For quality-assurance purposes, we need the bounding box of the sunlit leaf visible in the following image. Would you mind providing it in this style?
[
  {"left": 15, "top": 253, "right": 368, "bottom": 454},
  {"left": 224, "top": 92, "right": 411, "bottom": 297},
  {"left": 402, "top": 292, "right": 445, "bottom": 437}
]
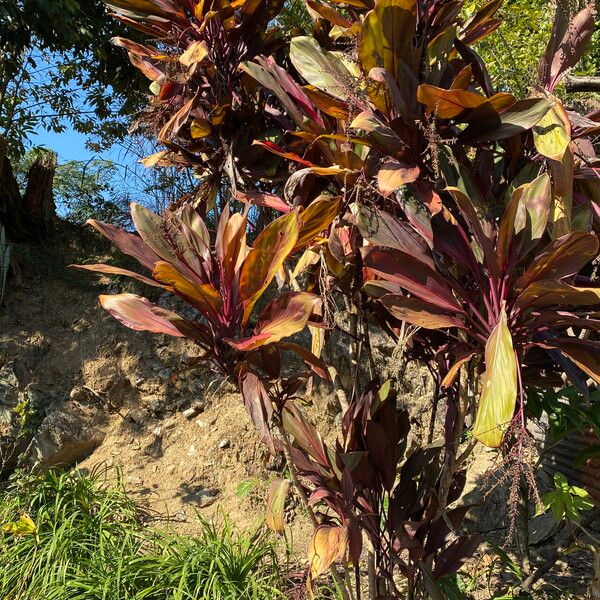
[
  {"left": 518, "top": 280, "right": 600, "bottom": 308},
  {"left": 380, "top": 295, "right": 465, "bottom": 329},
  {"left": 308, "top": 526, "right": 348, "bottom": 578},
  {"left": 289, "top": 36, "right": 354, "bottom": 100},
  {"left": 417, "top": 85, "right": 486, "bottom": 119},
  {"left": 358, "top": 0, "right": 417, "bottom": 78},
  {"left": 295, "top": 196, "right": 342, "bottom": 250},
  {"left": 99, "top": 293, "right": 187, "bottom": 337},
  {"left": 265, "top": 478, "right": 290, "bottom": 532},
  {"left": 534, "top": 103, "right": 571, "bottom": 161},
  {"left": 227, "top": 292, "right": 320, "bottom": 350},
  {"left": 473, "top": 307, "right": 517, "bottom": 447},
  {"left": 1, "top": 513, "right": 37, "bottom": 537},
  {"left": 85, "top": 218, "right": 160, "bottom": 271},
  {"left": 153, "top": 262, "right": 223, "bottom": 318},
  {"left": 377, "top": 159, "right": 420, "bottom": 197},
  {"left": 179, "top": 40, "right": 209, "bottom": 66},
  {"left": 461, "top": 98, "right": 553, "bottom": 143},
  {"left": 240, "top": 211, "right": 301, "bottom": 323}
]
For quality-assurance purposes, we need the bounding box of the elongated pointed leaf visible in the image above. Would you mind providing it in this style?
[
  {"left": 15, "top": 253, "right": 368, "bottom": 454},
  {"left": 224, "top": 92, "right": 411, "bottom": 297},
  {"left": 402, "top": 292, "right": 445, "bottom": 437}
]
[
  {"left": 517, "top": 232, "right": 599, "bottom": 290},
  {"left": 72, "top": 263, "right": 162, "bottom": 288},
  {"left": 276, "top": 342, "right": 330, "bottom": 380},
  {"left": 289, "top": 36, "right": 354, "bottom": 100},
  {"left": 446, "top": 187, "right": 498, "bottom": 276},
  {"left": 235, "top": 191, "right": 291, "bottom": 213},
  {"left": 517, "top": 280, "right": 600, "bottom": 308},
  {"left": 381, "top": 294, "right": 465, "bottom": 329},
  {"left": 358, "top": 0, "right": 417, "bottom": 78},
  {"left": 362, "top": 247, "right": 462, "bottom": 312},
  {"left": 152, "top": 262, "right": 223, "bottom": 318},
  {"left": 86, "top": 219, "right": 160, "bottom": 271},
  {"left": 99, "top": 293, "right": 186, "bottom": 337},
  {"left": 266, "top": 478, "right": 290, "bottom": 532},
  {"left": 282, "top": 402, "right": 330, "bottom": 467},
  {"left": 557, "top": 339, "right": 600, "bottom": 384},
  {"left": 215, "top": 207, "right": 248, "bottom": 285},
  {"left": 351, "top": 204, "right": 433, "bottom": 267},
  {"left": 295, "top": 196, "right": 342, "bottom": 250},
  {"left": 240, "top": 212, "right": 301, "bottom": 323},
  {"left": 238, "top": 368, "right": 274, "bottom": 453},
  {"left": 540, "top": 3, "right": 595, "bottom": 91},
  {"left": 227, "top": 293, "right": 320, "bottom": 351},
  {"left": 441, "top": 352, "right": 476, "bottom": 388},
  {"left": 473, "top": 308, "right": 517, "bottom": 447},
  {"left": 461, "top": 98, "right": 553, "bottom": 143},
  {"left": 417, "top": 85, "right": 486, "bottom": 119},
  {"left": 513, "top": 173, "right": 552, "bottom": 255}
]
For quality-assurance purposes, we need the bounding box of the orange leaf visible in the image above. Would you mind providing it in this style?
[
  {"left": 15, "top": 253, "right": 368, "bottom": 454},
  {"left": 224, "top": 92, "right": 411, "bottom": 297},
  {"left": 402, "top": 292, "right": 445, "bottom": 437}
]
[
  {"left": 417, "top": 84, "right": 486, "bottom": 119},
  {"left": 240, "top": 211, "right": 301, "bottom": 323},
  {"left": 377, "top": 159, "right": 420, "bottom": 197},
  {"left": 309, "top": 526, "right": 348, "bottom": 578}
]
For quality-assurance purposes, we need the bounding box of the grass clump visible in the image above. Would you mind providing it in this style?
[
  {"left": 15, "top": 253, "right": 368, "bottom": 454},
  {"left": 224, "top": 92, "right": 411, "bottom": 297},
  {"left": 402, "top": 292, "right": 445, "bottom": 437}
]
[{"left": 0, "top": 466, "right": 283, "bottom": 600}]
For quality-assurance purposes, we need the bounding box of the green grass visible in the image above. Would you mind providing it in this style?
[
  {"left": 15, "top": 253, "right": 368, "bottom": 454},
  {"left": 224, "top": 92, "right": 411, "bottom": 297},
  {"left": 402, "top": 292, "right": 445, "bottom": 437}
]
[{"left": 0, "top": 466, "right": 285, "bottom": 600}]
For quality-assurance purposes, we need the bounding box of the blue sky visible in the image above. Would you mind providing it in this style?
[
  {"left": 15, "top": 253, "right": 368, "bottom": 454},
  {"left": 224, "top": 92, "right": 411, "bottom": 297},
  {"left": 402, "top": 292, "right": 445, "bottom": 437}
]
[{"left": 29, "top": 126, "right": 133, "bottom": 166}]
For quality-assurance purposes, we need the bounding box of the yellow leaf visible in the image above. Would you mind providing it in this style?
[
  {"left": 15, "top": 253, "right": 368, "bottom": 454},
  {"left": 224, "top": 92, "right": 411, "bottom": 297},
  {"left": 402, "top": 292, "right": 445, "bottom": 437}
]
[
  {"left": 240, "top": 211, "right": 300, "bottom": 324},
  {"left": 179, "top": 40, "right": 209, "bottom": 67},
  {"left": 308, "top": 526, "right": 348, "bottom": 578},
  {"left": 153, "top": 262, "right": 223, "bottom": 317},
  {"left": 190, "top": 118, "right": 212, "bottom": 139},
  {"left": 473, "top": 307, "right": 517, "bottom": 447},
  {"left": 2, "top": 513, "right": 37, "bottom": 537},
  {"left": 533, "top": 103, "right": 571, "bottom": 162},
  {"left": 265, "top": 478, "right": 290, "bottom": 532}
]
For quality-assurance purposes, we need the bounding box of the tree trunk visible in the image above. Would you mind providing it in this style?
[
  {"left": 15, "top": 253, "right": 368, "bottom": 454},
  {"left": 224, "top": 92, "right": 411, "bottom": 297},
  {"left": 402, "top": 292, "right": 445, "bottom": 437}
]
[
  {"left": 565, "top": 75, "right": 600, "bottom": 93},
  {"left": 0, "top": 136, "right": 57, "bottom": 242}
]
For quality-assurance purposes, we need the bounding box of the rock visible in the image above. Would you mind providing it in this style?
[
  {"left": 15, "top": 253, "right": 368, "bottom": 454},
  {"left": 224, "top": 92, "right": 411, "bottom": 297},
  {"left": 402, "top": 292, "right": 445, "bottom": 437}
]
[
  {"left": 21, "top": 398, "right": 108, "bottom": 470},
  {"left": 145, "top": 395, "right": 163, "bottom": 414},
  {"left": 181, "top": 486, "right": 218, "bottom": 507},
  {"left": 219, "top": 438, "right": 231, "bottom": 450},
  {"left": 182, "top": 406, "right": 198, "bottom": 420},
  {"left": 126, "top": 408, "right": 149, "bottom": 425},
  {"left": 0, "top": 363, "right": 22, "bottom": 410}
]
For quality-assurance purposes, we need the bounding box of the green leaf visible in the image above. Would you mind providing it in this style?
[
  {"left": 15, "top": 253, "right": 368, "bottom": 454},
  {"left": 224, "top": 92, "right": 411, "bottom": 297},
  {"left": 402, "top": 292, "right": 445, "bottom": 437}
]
[
  {"left": 461, "top": 98, "right": 553, "bottom": 143},
  {"left": 289, "top": 36, "right": 354, "bottom": 100},
  {"left": 473, "top": 307, "right": 517, "bottom": 447}
]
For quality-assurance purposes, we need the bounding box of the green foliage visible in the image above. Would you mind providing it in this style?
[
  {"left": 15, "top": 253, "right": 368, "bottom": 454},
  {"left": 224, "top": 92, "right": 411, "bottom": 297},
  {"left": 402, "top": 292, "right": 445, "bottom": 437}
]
[
  {"left": 17, "top": 149, "right": 132, "bottom": 226},
  {"left": 0, "top": 0, "right": 145, "bottom": 159},
  {"left": 0, "top": 467, "right": 285, "bottom": 600},
  {"left": 463, "top": 0, "right": 599, "bottom": 96},
  {"left": 527, "top": 386, "right": 600, "bottom": 456},
  {"left": 538, "top": 472, "right": 595, "bottom": 524},
  {"left": 463, "top": 0, "right": 552, "bottom": 95}
]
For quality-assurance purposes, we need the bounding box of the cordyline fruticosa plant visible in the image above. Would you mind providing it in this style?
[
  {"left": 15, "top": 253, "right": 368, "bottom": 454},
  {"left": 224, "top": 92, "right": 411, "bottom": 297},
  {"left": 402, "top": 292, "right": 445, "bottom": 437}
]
[
  {"left": 79, "top": 0, "right": 600, "bottom": 597},
  {"left": 104, "top": 0, "right": 292, "bottom": 209},
  {"left": 73, "top": 197, "right": 340, "bottom": 447},
  {"left": 281, "top": 380, "right": 481, "bottom": 599}
]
